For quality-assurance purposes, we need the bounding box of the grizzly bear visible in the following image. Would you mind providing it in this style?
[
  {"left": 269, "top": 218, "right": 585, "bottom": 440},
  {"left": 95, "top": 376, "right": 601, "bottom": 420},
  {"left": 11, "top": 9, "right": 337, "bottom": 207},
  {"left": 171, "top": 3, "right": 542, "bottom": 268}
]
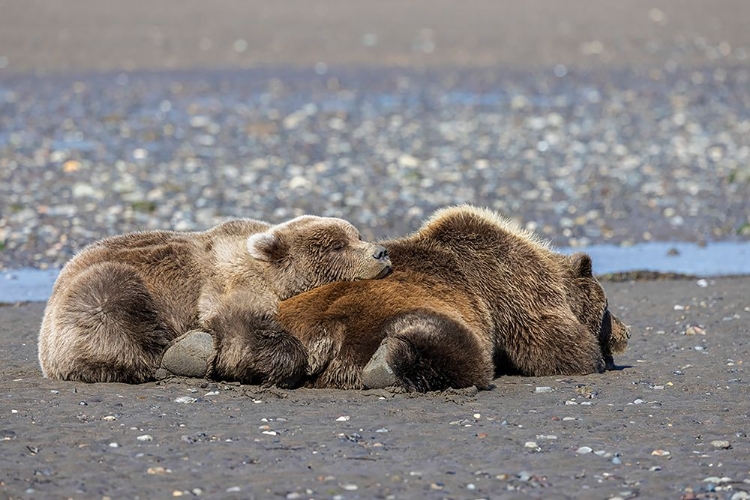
[
  {"left": 276, "top": 205, "right": 630, "bottom": 391},
  {"left": 38, "top": 215, "right": 392, "bottom": 386}
]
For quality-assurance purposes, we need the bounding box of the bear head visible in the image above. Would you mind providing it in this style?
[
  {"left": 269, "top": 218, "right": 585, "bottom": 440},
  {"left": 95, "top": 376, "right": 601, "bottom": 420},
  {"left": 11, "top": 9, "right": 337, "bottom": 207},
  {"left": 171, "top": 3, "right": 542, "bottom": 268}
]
[
  {"left": 247, "top": 215, "right": 392, "bottom": 300},
  {"left": 563, "top": 252, "right": 631, "bottom": 367}
]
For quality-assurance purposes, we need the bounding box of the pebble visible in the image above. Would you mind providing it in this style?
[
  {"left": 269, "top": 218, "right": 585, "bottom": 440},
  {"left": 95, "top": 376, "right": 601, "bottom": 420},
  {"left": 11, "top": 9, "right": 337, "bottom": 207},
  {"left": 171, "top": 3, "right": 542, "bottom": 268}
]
[
  {"left": 685, "top": 325, "right": 706, "bottom": 335},
  {"left": 703, "top": 476, "right": 732, "bottom": 483},
  {"left": 173, "top": 396, "right": 198, "bottom": 404},
  {"left": 576, "top": 446, "right": 593, "bottom": 454},
  {"left": 136, "top": 435, "right": 153, "bottom": 442},
  {"left": 147, "top": 467, "right": 171, "bottom": 475},
  {"left": 534, "top": 386, "right": 553, "bottom": 393},
  {"left": 651, "top": 449, "right": 670, "bottom": 456},
  {"left": 710, "top": 440, "right": 731, "bottom": 449},
  {"left": 335, "top": 415, "right": 350, "bottom": 422}
]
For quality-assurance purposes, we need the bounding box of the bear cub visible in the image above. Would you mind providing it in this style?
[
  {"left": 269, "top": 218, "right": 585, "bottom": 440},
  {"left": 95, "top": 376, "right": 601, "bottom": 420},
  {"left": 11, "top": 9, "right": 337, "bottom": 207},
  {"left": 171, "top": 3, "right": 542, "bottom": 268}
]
[{"left": 38, "top": 215, "right": 391, "bottom": 386}]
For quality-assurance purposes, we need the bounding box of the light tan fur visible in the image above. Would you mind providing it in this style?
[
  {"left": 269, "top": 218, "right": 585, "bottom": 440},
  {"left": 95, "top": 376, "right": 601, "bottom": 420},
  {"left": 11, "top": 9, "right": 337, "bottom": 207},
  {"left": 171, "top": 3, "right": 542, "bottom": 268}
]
[{"left": 39, "top": 216, "right": 391, "bottom": 385}]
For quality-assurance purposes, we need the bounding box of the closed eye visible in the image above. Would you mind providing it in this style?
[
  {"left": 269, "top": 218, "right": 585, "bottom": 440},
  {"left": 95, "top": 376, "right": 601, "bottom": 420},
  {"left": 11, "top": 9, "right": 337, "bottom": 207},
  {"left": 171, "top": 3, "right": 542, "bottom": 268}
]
[{"left": 331, "top": 241, "right": 346, "bottom": 251}]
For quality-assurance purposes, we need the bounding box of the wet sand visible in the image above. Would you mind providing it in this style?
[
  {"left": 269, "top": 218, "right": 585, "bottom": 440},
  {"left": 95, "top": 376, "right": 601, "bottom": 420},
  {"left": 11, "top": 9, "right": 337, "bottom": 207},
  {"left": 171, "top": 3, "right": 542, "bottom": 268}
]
[{"left": 1, "top": 278, "right": 749, "bottom": 498}]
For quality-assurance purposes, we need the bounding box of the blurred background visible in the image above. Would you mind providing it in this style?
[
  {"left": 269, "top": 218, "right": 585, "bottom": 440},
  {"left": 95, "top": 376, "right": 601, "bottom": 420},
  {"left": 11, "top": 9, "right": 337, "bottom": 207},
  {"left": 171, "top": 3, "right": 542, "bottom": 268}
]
[{"left": 1, "top": 0, "right": 749, "bottom": 272}]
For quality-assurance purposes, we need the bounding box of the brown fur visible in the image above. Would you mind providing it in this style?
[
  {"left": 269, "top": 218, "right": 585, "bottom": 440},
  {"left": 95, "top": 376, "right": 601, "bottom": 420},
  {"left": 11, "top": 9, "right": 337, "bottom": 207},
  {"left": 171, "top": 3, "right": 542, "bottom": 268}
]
[
  {"left": 277, "top": 205, "right": 630, "bottom": 391},
  {"left": 39, "top": 216, "right": 391, "bottom": 385}
]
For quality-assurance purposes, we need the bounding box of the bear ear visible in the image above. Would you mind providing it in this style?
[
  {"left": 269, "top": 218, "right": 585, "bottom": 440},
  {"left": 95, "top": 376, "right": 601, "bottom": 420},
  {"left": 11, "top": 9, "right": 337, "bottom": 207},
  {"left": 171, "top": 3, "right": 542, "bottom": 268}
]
[
  {"left": 568, "top": 252, "right": 594, "bottom": 278},
  {"left": 247, "top": 232, "right": 288, "bottom": 262}
]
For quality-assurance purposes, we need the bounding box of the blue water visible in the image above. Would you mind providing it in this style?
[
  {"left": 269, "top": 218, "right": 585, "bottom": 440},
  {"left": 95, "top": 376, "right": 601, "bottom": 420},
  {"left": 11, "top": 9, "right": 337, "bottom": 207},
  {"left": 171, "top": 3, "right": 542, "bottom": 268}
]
[{"left": 1, "top": 241, "right": 748, "bottom": 304}]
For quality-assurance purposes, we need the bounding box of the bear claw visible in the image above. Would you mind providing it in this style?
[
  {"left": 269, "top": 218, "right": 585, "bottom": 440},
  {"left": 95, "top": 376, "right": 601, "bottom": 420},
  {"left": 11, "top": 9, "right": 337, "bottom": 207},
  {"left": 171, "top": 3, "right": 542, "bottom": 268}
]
[
  {"left": 361, "top": 340, "right": 398, "bottom": 389},
  {"left": 158, "top": 330, "right": 214, "bottom": 379}
]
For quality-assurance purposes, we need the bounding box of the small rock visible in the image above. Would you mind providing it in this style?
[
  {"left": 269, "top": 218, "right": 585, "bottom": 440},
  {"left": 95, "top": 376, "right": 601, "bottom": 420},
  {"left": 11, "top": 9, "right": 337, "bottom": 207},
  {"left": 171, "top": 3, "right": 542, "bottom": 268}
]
[
  {"left": 136, "top": 435, "right": 153, "bottom": 442},
  {"left": 576, "top": 446, "right": 593, "bottom": 454},
  {"left": 335, "top": 416, "right": 350, "bottom": 422},
  {"left": 535, "top": 386, "right": 553, "bottom": 393},
  {"left": 524, "top": 441, "right": 539, "bottom": 449},
  {"left": 651, "top": 449, "right": 670, "bottom": 456},
  {"left": 710, "top": 440, "right": 731, "bottom": 449},
  {"left": 173, "top": 396, "right": 198, "bottom": 404},
  {"left": 685, "top": 325, "right": 706, "bottom": 335}
]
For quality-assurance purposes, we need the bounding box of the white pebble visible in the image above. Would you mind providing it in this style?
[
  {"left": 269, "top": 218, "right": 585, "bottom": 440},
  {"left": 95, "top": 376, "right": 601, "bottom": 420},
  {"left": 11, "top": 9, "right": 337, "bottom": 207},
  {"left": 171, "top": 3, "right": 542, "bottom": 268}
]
[
  {"left": 535, "top": 386, "right": 553, "bottom": 393},
  {"left": 710, "top": 440, "right": 731, "bottom": 449},
  {"left": 536, "top": 434, "right": 558, "bottom": 440},
  {"left": 576, "top": 446, "right": 593, "bottom": 454},
  {"left": 524, "top": 441, "right": 539, "bottom": 449},
  {"left": 226, "top": 486, "right": 241, "bottom": 493},
  {"left": 341, "top": 484, "right": 358, "bottom": 491},
  {"left": 651, "top": 449, "right": 670, "bottom": 456},
  {"left": 174, "top": 396, "right": 197, "bottom": 404},
  {"left": 136, "top": 435, "right": 153, "bottom": 442},
  {"left": 108, "top": 442, "right": 119, "bottom": 448},
  {"left": 335, "top": 416, "right": 350, "bottom": 422}
]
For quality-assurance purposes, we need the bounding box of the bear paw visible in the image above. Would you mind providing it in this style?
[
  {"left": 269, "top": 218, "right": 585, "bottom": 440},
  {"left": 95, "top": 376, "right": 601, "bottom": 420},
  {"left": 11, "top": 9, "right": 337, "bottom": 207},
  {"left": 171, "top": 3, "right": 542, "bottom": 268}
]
[
  {"left": 156, "top": 330, "right": 213, "bottom": 379},
  {"left": 361, "top": 339, "right": 399, "bottom": 389}
]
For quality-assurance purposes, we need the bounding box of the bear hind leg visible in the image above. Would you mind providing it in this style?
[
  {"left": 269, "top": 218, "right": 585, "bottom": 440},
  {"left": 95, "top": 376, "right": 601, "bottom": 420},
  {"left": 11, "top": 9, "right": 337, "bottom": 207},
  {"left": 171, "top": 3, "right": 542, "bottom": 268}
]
[
  {"left": 44, "top": 262, "right": 171, "bottom": 383},
  {"left": 368, "top": 311, "right": 494, "bottom": 392}
]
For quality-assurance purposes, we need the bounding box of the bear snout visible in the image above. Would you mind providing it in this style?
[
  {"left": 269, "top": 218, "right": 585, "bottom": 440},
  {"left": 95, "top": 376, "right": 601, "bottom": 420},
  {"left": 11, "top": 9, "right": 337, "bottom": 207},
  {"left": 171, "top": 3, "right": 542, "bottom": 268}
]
[{"left": 372, "top": 245, "right": 389, "bottom": 262}]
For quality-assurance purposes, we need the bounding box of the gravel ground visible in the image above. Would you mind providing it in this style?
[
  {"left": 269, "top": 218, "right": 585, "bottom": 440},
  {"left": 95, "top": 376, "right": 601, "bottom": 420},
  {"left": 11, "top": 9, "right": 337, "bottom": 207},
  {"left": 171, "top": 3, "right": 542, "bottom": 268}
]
[
  {"left": 1, "top": 65, "right": 749, "bottom": 270},
  {"left": 1, "top": 278, "right": 749, "bottom": 499},
  {"left": 1, "top": 1, "right": 750, "bottom": 271}
]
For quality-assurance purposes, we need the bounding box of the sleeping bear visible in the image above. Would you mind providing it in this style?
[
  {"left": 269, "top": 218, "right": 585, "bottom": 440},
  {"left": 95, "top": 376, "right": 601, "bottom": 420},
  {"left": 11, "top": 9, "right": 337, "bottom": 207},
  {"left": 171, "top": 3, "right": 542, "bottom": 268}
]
[
  {"left": 38, "top": 215, "right": 391, "bottom": 386},
  {"left": 277, "top": 205, "right": 630, "bottom": 391}
]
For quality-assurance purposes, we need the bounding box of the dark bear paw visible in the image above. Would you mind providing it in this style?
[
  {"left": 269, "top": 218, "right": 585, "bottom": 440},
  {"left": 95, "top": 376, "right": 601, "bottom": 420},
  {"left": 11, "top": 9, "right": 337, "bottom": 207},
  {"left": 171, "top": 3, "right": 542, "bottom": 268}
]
[
  {"left": 156, "top": 330, "right": 214, "bottom": 380},
  {"left": 207, "top": 312, "right": 309, "bottom": 388}
]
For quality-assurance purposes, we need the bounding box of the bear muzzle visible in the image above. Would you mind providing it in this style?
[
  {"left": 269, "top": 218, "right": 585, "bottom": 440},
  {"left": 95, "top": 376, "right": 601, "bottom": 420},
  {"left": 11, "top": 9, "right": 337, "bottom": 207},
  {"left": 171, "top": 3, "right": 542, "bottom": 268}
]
[{"left": 368, "top": 245, "right": 392, "bottom": 279}]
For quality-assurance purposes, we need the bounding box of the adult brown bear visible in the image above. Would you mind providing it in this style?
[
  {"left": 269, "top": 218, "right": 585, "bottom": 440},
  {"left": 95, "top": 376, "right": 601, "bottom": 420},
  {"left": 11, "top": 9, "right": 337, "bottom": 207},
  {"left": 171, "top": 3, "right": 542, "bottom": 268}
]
[
  {"left": 39, "top": 215, "right": 391, "bottom": 386},
  {"left": 277, "top": 205, "right": 630, "bottom": 392}
]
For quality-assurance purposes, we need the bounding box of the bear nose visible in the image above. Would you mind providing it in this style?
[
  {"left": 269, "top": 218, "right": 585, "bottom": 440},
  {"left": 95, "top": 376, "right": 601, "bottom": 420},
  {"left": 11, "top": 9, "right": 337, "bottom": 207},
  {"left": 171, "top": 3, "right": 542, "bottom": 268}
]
[{"left": 372, "top": 245, "right": 389, "bottom": 261}]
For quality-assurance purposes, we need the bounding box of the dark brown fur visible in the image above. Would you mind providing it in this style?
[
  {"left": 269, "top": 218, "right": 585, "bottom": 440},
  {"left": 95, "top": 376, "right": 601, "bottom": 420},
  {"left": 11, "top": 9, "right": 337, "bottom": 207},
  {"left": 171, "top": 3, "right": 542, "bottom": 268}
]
[
  {"left": 39, "top": 216, "right": 391, "bottom": 385},
  {"left": 277, "top": 206, "right": 630, "bottom": 391}
]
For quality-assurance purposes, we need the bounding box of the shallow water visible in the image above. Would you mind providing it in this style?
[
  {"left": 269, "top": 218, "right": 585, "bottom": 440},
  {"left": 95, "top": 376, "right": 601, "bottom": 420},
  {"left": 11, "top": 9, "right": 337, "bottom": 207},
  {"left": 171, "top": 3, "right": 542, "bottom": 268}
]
[{"left": 1, "top": 241, "right": 748, "bottom": 304}]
